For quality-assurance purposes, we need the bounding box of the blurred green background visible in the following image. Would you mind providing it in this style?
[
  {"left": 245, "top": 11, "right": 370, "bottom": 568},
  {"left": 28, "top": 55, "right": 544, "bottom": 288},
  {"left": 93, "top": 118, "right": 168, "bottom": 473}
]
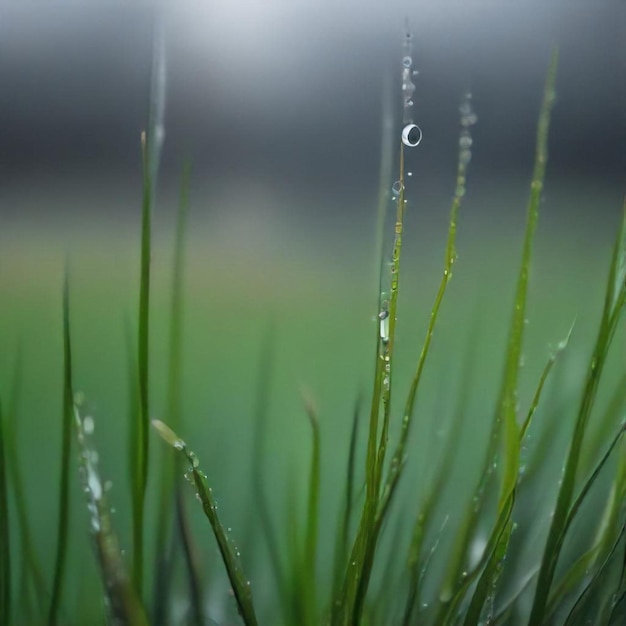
[{"left": 1, "top": 173, "right": 624, "bottom": 621}]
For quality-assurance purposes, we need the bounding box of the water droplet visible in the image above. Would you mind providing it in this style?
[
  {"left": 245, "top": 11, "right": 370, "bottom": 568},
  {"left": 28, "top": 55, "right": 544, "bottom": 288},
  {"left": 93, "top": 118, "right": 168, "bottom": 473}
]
[
  {"left": 173, "top": 440, "right": 184, "bottom": 451},
  {"left": 407, "top": 171, "right": 413, "bottom": 177},
  {"left": 402, "top": 123, "right": 422, "bottom": 147},
  {"left": 459, "top": 135, "right": 472, "bottom": 149},
  {"left": 391, "top": 180, "right": 404, "bottom": 196},
  {"left": 402, "top": 55, "right": 412, "bottom": 68},
  {"left": 83, "top": 415, "right": 95, "bottom": 435}
]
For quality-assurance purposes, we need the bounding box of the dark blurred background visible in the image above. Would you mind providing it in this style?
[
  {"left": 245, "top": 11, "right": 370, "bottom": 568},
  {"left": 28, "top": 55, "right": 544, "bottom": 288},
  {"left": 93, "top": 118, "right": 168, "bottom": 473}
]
[{"left": 0, "top": 1, "right": 624, "bottom": 231}]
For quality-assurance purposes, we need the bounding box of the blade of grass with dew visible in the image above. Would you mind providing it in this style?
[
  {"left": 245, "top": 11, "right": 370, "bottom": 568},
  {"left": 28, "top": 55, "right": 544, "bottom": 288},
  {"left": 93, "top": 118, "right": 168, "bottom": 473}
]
[
  {"left": 520, "top": 321, "right": 574, "bottom": 442},
  {"left": 335, "top": 29, "right": 424, "bottom": 623},
  {"left": 302, "top": 390, "right": 321, "bottom": 626},
  {"left": 152, "top": 420, "right": 259, "bottom": 626},
  {"left": 529, "top": 197, "right": 626, "bottom": 623},
  {"left": 175, "top": 487, "right": 205, "bottom": 626},
  {"left": 153, "top": 158, "right": 192, "bottom": 624},
  {"left": 334, "top": 142, "right": 406, "bottom": 626},
  {"left": 378, "top": 89, "right": 475, "bottom": 528},
  {"left": 0, "top": 398, "right": 11, "bottom": 626},
  {"left": 48, "top": 269, "right": 74, "bottom": 626},
  {"left": 331, "top": 395, "right": 360, "bottom": 611},
  {"left": 4, "top": 350, "right": 47, "bottom": 618},
  {"left": 74, "top": 404, "right": 149, "bottom": 625},
  {"left": 437, "top": 49, "right": 558, "bottom": 623}
]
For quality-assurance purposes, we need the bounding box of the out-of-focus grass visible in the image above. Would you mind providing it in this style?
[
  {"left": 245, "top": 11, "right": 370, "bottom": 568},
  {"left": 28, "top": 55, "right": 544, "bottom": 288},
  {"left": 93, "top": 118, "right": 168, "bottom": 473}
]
[{"left": 0, "top": 185, "right": 621, "bottom": 611}]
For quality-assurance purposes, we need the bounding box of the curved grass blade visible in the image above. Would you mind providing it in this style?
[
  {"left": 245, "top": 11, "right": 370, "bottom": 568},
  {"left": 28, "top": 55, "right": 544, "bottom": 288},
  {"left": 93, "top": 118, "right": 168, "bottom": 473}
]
[
  {"left": 529, "top": 198, "right": 626, "bottom": 623},
  {"left": 0, "top": 399, "right": 10, "bottom": 626},
  {"left": 152, "top": 420, "right": 259, "bottom": 626},
  {"left": 48, "top": 269, "right": 74, "bottom": 626},
  {"left": 437, "top": 49, "right": 559, "bottom": 622},
  {"left": 153, "top": 159, "right": 192, "bottom": 624},
  {"left": 75, "top": 406, "right": 148, "bottom": 625}
]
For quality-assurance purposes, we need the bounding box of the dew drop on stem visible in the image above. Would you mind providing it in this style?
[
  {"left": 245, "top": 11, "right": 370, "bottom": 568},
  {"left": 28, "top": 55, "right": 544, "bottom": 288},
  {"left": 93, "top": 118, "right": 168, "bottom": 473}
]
[{"left": 402, "top": 123, "right": 423, "bottom": 147}]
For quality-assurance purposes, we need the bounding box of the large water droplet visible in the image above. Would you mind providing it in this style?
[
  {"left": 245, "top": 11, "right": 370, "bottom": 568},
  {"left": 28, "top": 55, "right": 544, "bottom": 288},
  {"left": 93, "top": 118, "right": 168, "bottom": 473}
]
[
  {"left": 402, "top": 123, "right": 422, "bottom": 147},
  {"left": 391, "top": 180, "right": 404, "bottom": 196},
  {"left": 402, "top": 55, "right": 412, "bottom": 68}
]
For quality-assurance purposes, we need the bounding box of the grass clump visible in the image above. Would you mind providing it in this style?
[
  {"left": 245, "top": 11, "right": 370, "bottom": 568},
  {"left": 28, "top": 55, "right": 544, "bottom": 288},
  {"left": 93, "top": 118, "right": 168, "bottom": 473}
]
[{"left": 1, "top": 28, "right": 625, "bottom": 626}]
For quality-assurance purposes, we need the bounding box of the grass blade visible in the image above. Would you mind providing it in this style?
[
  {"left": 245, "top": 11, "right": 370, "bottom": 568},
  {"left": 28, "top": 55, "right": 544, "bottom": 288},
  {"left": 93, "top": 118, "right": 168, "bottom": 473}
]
[
  {"left": 175, "top": 488, "right": 205, "bottom": 626},
  {"left": 75, "top": 405, "right": 148, "bottom": 625},
  {"left": 47, "top": 269, "right": 74, "bottom": 625},
  {"left": 437, "top": 49, "right": 558, "bottom": 622},
  {"left": 529, "top": 197, "right": 626, "bottom": 622},
  {"left": 563, "top": 520, "right": 626, "bottom": 626},
  {"left": 302, "top": 390, "right": 321, "bottom": 625},
  {"left": 152, "top": 420, "right": 259, "bottom": 626},
  {"left": 0, "top": 398, "right": 11, "bottom": 626},
  {"left": 520, "top": 321, "right": 574, "bottom": 442},
  {"left": 131, "top": 131, "right": 153, "bottom": 596},
  {"left": 153, "top": 159, "right": 192, "bottom": 624}
]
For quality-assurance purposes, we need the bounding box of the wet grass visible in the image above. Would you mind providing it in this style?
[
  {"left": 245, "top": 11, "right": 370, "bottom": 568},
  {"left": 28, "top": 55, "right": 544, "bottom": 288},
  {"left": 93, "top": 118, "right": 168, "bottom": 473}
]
[{"left": 1, "top": 39, "right": 625, "bottom": 626}]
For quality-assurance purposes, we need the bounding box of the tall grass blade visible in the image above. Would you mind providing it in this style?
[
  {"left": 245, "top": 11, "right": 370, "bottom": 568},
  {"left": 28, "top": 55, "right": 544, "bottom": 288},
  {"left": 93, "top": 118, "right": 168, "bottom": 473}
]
[
  {"left": 153, "top": 159, "right": 192, "bottom": 624},
  {"left": 529, "top": 197, "right": 626, "bottom": 623},
  {"left": 438, "top": 48, "right": 558, "bottom": 622},
  {"left": 0, "top": 399, "right": 11, "bottom": 626},
  {"left": 334, "top": 141, "right": 406, "bottom": 626},
  {"left": 47, "top": 269, "right": 74, "bottom": 626},
  {"left": 152, "top": 420, "right": 259, "bottom": 626},
  {"left": 131, "top": 131, "right": 153, "bottom": 596},
  {"left": 133, "top": 7, "right": 166, "bottom": 593},
  {"left": 75, "top": 405, "right": 148, "bottom": 625}
]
